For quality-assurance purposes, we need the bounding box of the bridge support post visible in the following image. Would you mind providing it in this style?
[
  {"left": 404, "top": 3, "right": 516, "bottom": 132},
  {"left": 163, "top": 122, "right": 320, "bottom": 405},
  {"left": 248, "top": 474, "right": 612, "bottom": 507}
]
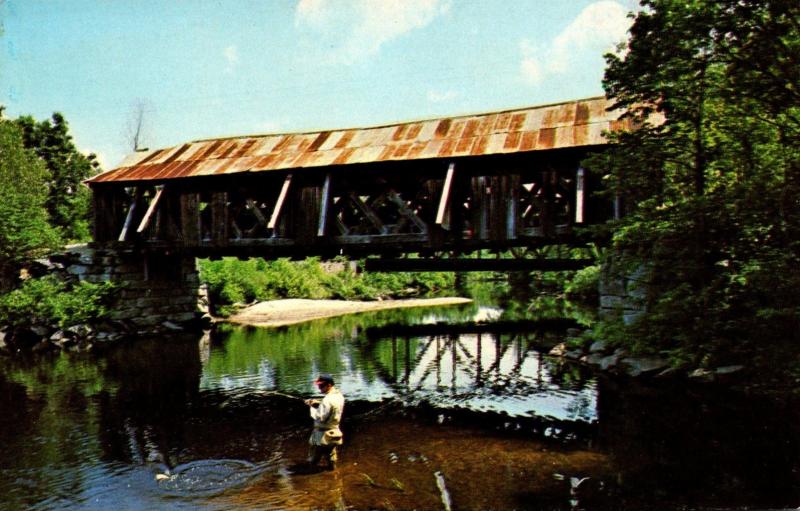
[{"left": 50, "top": 244, "right": 210, "bottom": 338}]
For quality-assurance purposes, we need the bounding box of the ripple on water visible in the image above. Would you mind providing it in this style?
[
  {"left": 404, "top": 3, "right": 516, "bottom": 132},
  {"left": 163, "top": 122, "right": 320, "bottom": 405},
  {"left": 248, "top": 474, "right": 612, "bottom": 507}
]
[{"left": 157, "top": 459, "right": 265, "bottom": 498}]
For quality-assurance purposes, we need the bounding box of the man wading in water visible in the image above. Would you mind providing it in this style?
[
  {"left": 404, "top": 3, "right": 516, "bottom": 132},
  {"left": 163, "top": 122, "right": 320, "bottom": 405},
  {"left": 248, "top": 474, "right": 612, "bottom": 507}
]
[{"left": 305, "top": 373, "right": 344, "bottom": 470}]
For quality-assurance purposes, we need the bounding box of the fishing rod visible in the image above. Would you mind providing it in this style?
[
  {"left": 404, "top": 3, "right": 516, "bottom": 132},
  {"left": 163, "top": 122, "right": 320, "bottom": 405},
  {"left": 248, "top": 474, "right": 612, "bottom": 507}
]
[{"left": 256, "top": 389, "right": 315, "bottom": 401}]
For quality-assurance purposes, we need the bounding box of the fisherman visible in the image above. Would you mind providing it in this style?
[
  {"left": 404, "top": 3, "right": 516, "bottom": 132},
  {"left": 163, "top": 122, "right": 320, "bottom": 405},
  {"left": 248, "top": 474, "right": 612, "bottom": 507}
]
[{"left": 304, "top": 373, "right": 345, "bottom": 470}]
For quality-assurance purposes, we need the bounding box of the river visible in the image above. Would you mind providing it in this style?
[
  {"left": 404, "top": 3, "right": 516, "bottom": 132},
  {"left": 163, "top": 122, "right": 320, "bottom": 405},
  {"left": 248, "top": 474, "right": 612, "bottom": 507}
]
[{"left": 0, "top": 300, "right": 798, "bottom": 510}]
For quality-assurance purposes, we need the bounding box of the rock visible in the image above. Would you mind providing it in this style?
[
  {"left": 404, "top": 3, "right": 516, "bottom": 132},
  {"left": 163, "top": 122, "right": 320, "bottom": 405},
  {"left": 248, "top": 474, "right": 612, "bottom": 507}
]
[
  {"left": 51, "top": 330, "right": 76, "bottom": 348},
  {"left": 30, "top": 325, "right": 51, "bottom": 338},
  {"left": 565, "top": 349, "right": 584, "bottom": 360},
  {"left": 621, "top": 356, "right": 670, "bottom": 377},
  {"left": 50, "top": 330, "right": 67, "bottom": 341},
  {"left": 549, "top": 343, "right": 568, "bottom": 357},
  {"left": 715, "top": 365, "right": 745, "bottom": 376},
  {"left": 566, "top": 328, "right": 582, "bottom": 337},
  {"left": 161, "top": 321, "right": 184, "bottom": 332},
  {"left": 689, "top": 368, "right": 715, "bottom": 382},
  {"left": 66, "top": 324, "right": 92, "bottom": 337},
  {"left": 656, "top": 366, "right": 682, "bottom": 379},
  {"left": 589, "top": 340, "right": 608, "bottom": 353},
  {"left": 599, "top": 353, "right": 621, "bottom": 371},
  {"left": 582, "top": 353, "right": 606, "bottom": 367}
]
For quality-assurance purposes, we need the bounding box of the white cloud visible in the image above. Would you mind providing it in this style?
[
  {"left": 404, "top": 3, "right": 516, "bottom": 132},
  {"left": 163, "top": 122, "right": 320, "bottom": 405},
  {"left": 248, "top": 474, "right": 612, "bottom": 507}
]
[
  {"left": 224, "top": 45, "right": 239, "bottom": 74},
  {"left": 520, "top": 1, "right": 631, "bottom": 85},
  {"left": 295, "top": 0, "right": 451, "bottom": 65},
  {"left": 427, "top": 89, "right": 459, "bottom": 103}
]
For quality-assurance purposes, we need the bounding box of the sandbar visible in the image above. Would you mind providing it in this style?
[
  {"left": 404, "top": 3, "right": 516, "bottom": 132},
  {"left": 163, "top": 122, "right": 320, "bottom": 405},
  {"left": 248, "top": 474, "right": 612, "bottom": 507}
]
[{"left": 226, "top": 297, "right": 472, "bottom": 327}]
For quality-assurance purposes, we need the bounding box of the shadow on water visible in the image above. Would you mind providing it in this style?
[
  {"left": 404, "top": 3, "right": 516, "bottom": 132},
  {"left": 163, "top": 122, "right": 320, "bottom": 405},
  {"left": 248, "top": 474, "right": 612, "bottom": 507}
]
[{"left": 0, "top": 301, "right": 798, "bottom": 510}]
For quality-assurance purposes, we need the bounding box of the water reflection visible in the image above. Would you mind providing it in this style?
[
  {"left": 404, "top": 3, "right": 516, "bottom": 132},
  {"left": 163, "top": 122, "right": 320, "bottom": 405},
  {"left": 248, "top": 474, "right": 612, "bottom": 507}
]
[
  {"left": 1, "top": 303, "right": 798, "bottom": 510},
  {"left": 202, "top": 307, "right": 596, "bottom": 422}
]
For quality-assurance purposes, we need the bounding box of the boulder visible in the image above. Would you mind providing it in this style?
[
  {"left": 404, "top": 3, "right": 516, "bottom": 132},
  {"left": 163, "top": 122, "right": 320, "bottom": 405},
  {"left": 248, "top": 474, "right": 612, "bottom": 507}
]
[
  {"left": 715, "top": 365, "right": 745, "bottom": 376},
  {"left": 599, "top": 353, "right": 621, "bottom": 371},
  {"left": 66, "top": 324, "right": 92, "bottom": 337},
  {"left": 565, "top": 349, "right": 585, "bottom": 360},
  {"left": 30, "top": 325, "right": 51, "bottom": 338},
  {"left": 161, "top": 321, "right": 184, "bottom": 332},
  {"left": 549, "top": 343, "right": 568, "bottom": 357},
  {"left": 689, "top": 368, "right": 715, "bottom": 382},
  {"left": 589, "top": 340, "right": 608, "bottom": 353},
  {"left": 582, "top": 353, "right": 606, "bottom": 367},
  {"left": 621, "top": 356, "right": 670, "bottom": 377}
]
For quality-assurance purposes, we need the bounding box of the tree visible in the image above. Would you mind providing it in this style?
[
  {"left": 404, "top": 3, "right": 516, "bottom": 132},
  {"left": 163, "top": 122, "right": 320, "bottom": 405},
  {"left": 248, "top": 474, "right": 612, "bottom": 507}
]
[
  {"left": 0, "top": 119, "right": 60, "bottom": 291},
  {"left": 126, "top": 98, "right": 152, "bottom": 152},
  {"left": 15, "top": 113, "right": 101, "bottom": 242},
  {"left": 587, "top": 0, "right": 800, "bottom": 378}
]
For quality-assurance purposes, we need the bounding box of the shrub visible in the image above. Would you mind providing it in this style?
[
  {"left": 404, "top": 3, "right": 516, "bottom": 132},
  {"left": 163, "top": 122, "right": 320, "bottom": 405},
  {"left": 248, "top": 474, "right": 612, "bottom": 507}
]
[
  {"left": 565, "top": 265, "right": 600, "bottom": 299},
  {"left": 198, "top": 256, "right": 458, "bottom": 315},
  {"left": 0, "top": 275, "right": 116, "bottom": 328}
]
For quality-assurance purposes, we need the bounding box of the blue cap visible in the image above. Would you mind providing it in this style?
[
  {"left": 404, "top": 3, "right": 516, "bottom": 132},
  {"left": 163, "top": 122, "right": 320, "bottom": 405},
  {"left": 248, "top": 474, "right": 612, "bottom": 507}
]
[{"left": 314, "top": 373, "right": 334, "bottom": 385}]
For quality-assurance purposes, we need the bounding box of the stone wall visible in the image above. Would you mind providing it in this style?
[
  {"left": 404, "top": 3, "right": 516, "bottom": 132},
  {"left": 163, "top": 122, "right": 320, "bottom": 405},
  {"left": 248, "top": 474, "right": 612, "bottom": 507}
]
[
  {"left": 598, "top": 255, "right": 649, "bottom": 325},
  {"left": 49, "top": 244, "right": 209, "bottom": 335}
]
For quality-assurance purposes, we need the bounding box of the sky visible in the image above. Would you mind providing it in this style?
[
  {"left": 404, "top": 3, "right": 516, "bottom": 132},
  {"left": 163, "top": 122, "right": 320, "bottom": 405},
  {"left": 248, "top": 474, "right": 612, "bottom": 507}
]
[{"left": 1, "top": 0, "right": 640, "bottom": 170}]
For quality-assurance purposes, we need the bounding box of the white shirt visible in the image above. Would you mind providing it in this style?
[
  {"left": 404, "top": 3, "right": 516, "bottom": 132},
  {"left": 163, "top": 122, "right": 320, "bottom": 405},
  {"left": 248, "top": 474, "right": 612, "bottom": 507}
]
[{"left": 310, "top": 387, "right": 344, "bottom": 430}]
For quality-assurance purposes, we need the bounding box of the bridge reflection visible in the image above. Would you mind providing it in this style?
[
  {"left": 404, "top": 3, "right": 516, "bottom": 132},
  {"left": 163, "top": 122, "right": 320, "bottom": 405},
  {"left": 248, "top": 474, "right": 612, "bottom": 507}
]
[{"left": 361, "top": 329, "right": 596, "bottom": 421}]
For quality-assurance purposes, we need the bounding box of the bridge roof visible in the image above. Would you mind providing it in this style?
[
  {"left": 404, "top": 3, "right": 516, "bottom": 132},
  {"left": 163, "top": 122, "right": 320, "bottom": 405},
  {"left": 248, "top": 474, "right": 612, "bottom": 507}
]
[{"left": 88, "top": 96, "right": 629, "bottom": 184}]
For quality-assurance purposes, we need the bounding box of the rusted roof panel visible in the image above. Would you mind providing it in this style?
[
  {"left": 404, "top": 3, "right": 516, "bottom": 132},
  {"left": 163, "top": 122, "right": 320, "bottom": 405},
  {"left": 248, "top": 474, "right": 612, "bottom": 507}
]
[{"left": 88, "top": 96, "right": 632, "bottom": 184}]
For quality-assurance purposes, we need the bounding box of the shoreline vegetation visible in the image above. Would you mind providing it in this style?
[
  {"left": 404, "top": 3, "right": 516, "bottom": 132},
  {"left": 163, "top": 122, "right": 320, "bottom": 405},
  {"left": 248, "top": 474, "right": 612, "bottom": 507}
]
[{"left": 225, "top": 297, "right": 473, "bottom": 328}]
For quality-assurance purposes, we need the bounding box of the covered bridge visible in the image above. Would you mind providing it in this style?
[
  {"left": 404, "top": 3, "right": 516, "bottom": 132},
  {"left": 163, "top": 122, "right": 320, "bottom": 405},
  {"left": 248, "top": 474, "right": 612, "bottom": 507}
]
[{"left": 87, "top": 96, "right": 629, "bottom": 261}]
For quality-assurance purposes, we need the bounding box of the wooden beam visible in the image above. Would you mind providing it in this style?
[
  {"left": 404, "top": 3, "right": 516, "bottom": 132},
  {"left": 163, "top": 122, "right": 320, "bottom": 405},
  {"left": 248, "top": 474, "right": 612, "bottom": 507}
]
[
  {"left": 349, "top": 192, "right": 385, "bottom": 233},
  {"left": 230, "top": 219, "right": 243, "bottom": 239},
  {"left": 317, "top": 173, "right": 332, "bottom": 236},
  {"left": 210, "top": 191, "right": 229, "bottom": 246},
  {"left": 333, "top": 233, "right": 428, "bottom": 245},
  {"left": 118, "top": 187, "right": 140, "bottom": 241},
  {"left": 136, "top": 187, "right": 164, "bottom": 233},
  {"left": 245, "top": 199, "right": 270, "bottom": 230},
  {"left": 268, "top": 173, "right": 292, "bottom": 230},
  {"left": 575, "top": 167, "right": 585, "bottom": 224},
  {"left": 436, "top": 162, "right": 455, "bottom": 227},
  {"left": 506, "top": 175, "right": 519, "bottom": 240},
  {"left": 364, "top": 257, "right": 594, "bottom": 272},
  {"left": 180, "top": 192, "right": 201, "bottom": 245},
  {"left": 388, "top": 191, "right": 427, "bottom": 233}
]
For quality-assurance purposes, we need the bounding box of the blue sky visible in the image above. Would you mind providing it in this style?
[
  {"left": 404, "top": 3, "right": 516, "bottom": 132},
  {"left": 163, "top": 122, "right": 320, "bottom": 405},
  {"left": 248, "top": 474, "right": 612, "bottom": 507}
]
[{"left": 1, "top": 0, "right": 639, "bottom": 169}]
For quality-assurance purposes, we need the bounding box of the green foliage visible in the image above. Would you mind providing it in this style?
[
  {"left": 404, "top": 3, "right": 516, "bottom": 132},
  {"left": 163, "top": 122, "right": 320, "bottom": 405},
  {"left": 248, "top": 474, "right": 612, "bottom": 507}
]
[
  {"left": 198, "top": 256, "right": 456, "bottom": 316},
  {"left": 0, "top": 275, "right": 116, "bottom": 328},
  {"left": 565, "top": 265, "right": 600, "bottom": 299},
  {"left": 0, "top": 120, "right": 61, "bottom": 287},
  {"left": 586, "top": 0, "right": 800, "bottom": 375},
  {"left": 14, "top": 113, "right": 101, "bottom": 242}
]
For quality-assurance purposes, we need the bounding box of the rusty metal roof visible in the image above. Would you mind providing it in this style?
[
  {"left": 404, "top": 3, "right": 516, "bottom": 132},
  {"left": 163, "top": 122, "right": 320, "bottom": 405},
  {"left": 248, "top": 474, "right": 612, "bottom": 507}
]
[{"left": 88, "top": 96, "right": 631, "bottom": 184}]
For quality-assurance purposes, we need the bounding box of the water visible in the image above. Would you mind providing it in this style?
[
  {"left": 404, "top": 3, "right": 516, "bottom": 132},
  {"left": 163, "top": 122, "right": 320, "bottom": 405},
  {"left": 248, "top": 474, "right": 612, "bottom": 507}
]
[{"left": 0, "top": 302, "right": 798, "bottom": 510}]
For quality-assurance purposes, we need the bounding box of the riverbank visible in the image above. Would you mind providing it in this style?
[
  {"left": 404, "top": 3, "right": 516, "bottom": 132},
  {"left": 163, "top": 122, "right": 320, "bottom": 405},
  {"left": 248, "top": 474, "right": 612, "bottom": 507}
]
[{"left": 226, "top": 297, "right": 472, "bottom": 327}]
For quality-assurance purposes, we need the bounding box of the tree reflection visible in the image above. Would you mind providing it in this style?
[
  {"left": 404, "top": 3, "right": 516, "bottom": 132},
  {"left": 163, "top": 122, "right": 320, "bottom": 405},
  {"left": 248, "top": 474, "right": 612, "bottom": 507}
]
[{"left": 205, "top": 310, "right": 598, "bottom": 422}]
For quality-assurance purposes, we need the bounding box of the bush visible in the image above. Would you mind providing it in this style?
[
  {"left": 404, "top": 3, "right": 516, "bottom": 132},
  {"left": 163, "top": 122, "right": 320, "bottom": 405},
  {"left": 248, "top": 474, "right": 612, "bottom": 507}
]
[
  {"left": 198, "top": 257, "right": 457, "bottom": 315},
  {"left": 565, "top": 265, "right": 600, "bottom": 299},
  {"left": 0, "top": 275, "right": 116, "bottom": 329}
]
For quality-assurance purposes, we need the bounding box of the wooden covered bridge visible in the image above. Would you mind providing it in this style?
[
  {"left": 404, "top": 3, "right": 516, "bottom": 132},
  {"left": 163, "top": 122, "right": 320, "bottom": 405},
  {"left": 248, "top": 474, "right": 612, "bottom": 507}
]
[{"left": 87, "top": 96, "right": 629, "bottom": 269}]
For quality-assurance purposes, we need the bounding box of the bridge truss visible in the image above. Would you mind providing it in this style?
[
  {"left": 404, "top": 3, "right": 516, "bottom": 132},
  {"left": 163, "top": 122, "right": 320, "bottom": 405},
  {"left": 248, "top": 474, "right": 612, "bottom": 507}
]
[{"left": 91, "top": 150, "right": 605, "bottom": 261}]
